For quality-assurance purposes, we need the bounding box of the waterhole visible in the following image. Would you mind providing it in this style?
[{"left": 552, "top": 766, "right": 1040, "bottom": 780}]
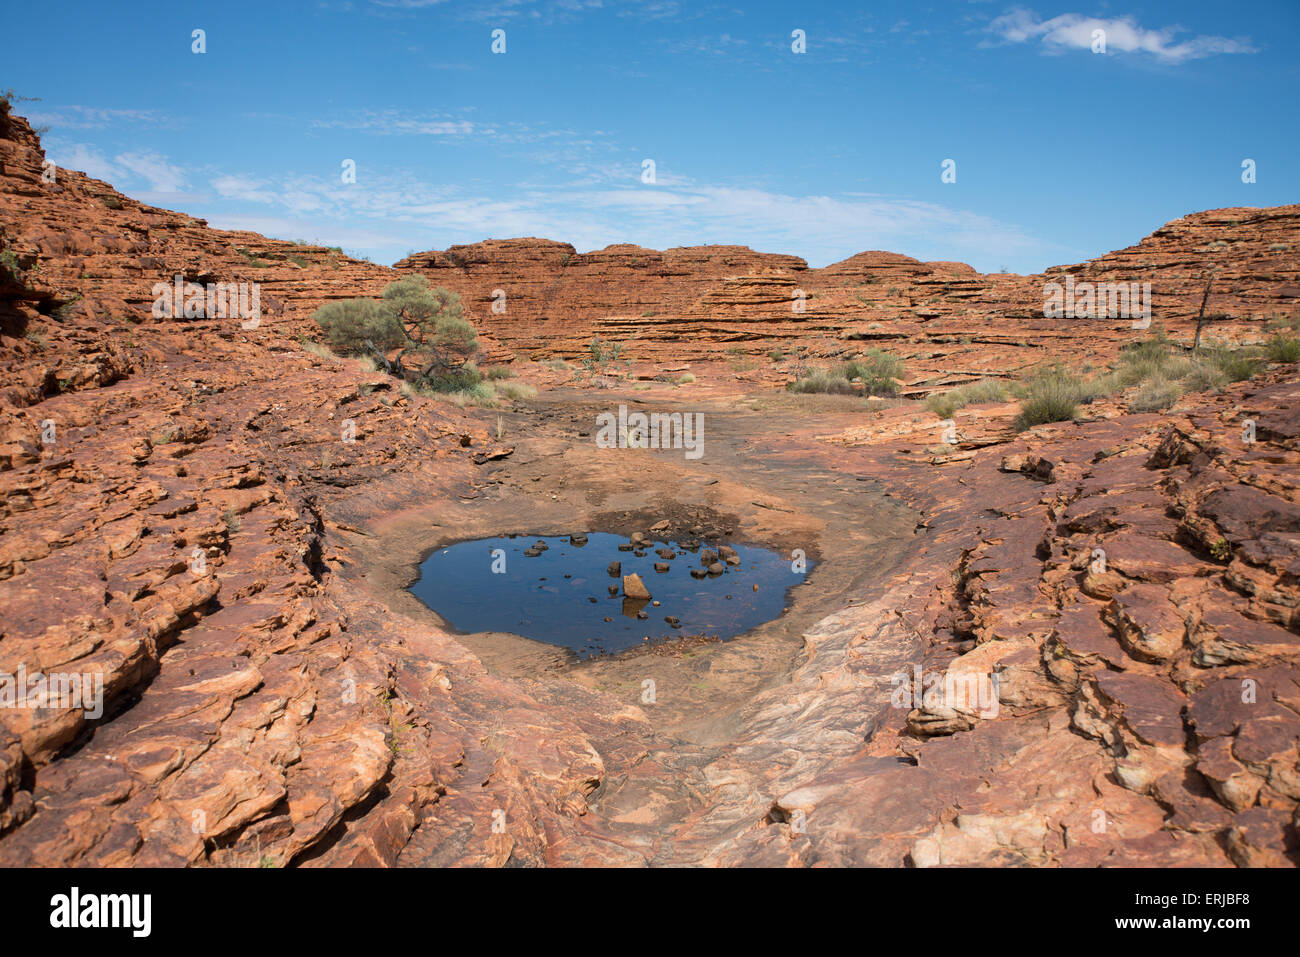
[{"left": 410, "top": 532, "right": 813, "bottom": 656}]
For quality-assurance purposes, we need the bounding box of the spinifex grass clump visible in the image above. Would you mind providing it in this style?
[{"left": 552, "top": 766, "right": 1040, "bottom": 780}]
[
  {"left": 1267, "top": 335, "right": 1300, "bottom": 362},
  {"left": 1265, "top": 315, "right": 1300, "bottom": 362},
  {"left": 1110, "top": 334, "right": 1263, "bottom": 410},
  {"left": 925, "top": 379, "right": 1008, "bottom": 420},
  {"left": 788, "top": 349, "right": 904, "bottom": 397},
  {"left": 1009, "top": 334, "right": 1269, "bottom": 430},
  {"left": 1012, "top": 366, "right": 1091, "bottom": 430},
  {"left": 1130, "top": 376, "right": 1183, "bottom": 412}
]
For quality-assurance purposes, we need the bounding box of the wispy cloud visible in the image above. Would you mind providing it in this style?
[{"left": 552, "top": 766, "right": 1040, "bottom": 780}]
[
  {"left": 313, "top": 110, "right": 490, "bottom": 137},
  {"left": 46, "top": 143, "right": 122, "bottom": 183},
  {"left": 988, "top": 9, "right": 1257, "bottom": 63},
  {"left": 115, "top": 151, "right": 188, "bottom": 193},
  {"left": 23, "top": 105, "right": 171, "bottom": 130},
  {"left": 183, "top": 160, "right": 1047, "bottom": 269},
  {"left": 46, "top": 143, "right": 195, "bottom": 204}
]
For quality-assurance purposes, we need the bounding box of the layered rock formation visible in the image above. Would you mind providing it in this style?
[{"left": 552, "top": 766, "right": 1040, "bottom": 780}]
[
  {"left": 2, "top": 101, "right": 1298, "bottom": 868},
  {"left": 0, "top": 108, "right": 637, "bottom": 865},
  {"left": 395, "top": 212, "right": 1300, "bottom": 390}
]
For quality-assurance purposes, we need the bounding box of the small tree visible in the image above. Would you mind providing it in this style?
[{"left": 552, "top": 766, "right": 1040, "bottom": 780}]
[{"left": 312, "top": 276, "right": 478, "bottom": 391}]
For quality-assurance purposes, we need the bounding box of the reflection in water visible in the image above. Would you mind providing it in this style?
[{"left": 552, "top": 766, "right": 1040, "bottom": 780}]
[{"left": 410, "top": 532, "right": 812, "bottom": 655}]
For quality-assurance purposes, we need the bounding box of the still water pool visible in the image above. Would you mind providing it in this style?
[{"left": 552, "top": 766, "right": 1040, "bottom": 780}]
[{"left": 410, "top": 532, "right": 812, "bottom": 656}]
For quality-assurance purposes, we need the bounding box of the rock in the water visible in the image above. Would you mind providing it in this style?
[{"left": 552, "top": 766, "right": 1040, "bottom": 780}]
[{"left": 623, "top": 573, "right": 651, "bottom": 600}]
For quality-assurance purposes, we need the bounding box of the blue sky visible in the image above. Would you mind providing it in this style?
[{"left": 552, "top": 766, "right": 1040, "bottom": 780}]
[{"left": 5, "top": 0, "right": 1297, "bottom": 272}]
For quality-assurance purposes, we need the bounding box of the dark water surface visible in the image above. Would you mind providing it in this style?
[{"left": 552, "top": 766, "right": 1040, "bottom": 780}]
[{"left": 410, "top": 532, "right": 813, "bottom": 655}]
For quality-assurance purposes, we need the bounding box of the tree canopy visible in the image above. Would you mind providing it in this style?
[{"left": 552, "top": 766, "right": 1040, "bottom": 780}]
[{"left": 312, "top": 276, "right": 479, "bottom": 390}]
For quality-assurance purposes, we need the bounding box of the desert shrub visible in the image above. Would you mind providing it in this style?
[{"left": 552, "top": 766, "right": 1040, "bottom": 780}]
[
  {"left": 1116, "top": 334, "right": 1178, "bottom": 386},
  {"left": 495, "top": 380, "right": 537, "bottom": 400},
  {"left": 1131, "top": 377, "right": 1183, "bottom": 412},
  {"left": 959, "top": 379, "right": 1008, "bottom": 405},
  {"left": 1266, "top": 334, "right": 1300, "bottom": 362},
  {"left": 0, "top": 247, "right": 24, "bottom": 281},
  {"left": 1182, "top": 363, "right": 1229, "bottom": 393},
  {"left": 842, "top": 349, "right": 904, "bottom": 396},
  {"left": 788, "top": 368, "right": 857, "bottom": 395},
  {"left": 1114, "top": 335, "right": 1262, "bottom": 396},
  {"left": 484, "top": 365, "right": 515, "bottom": 380},
  {"left": 926, "top": 393, "right": 959, "bottom": 419},
  {"left": 421, "top": 362, "right": 483, "bottom": 394},
  {"left": 925, "top": 379, "right": 1007, "bottom": 419},
  {"left": 678, "top": 372, "right": 696, "bottom": 384},
  {"left": 311, "top": 276, "right": 477, "bottom": 394},
  {"left": 582, "top": 336, "right": 630, "bottom": 375},
  {"left": 314, "top": 298, "right": 404, "bottom": 354},
  {"left": 1202, "top": 345, "right": 1261, "bottom": 382},
  {"left": 789, "top": 351, "right": 903, "bottom": 397},
  {"left": 1013, "top": 368, "right": 1085, "bottom": 430},
  {"left": 448, "top": 382, "right": 497, "bottom": 407}
]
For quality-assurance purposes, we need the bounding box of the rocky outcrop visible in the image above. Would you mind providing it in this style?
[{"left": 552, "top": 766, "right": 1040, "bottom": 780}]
[
  {"left": 394, "top": 213, "right": 1300, "bottom": 387},
  {"left": 0, "top": 110, "right": 646, "bottom": 866}
]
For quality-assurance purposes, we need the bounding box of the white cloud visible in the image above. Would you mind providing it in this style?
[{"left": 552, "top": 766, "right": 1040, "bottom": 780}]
[
  {"left": 114, "top": 151, "right": 188, "bottom": 193},
  {"left": 989, "top": 9, "right": 1256, "bottom": 63},
  {"left": 181, "top": 160, "right": 1046, "bottom": 269},
  {"left": 212, "top": 175, "right": 278, "bottom": 204},
  {"left": 46, "top": 143, "right": 122, "bottom": 183}
]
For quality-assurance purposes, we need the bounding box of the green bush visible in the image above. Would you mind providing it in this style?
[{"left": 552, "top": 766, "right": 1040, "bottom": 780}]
[
  {"left": 314, "top": 298, "right": 404, "bottom": 354},
  {"left": 311, "top": 276, "right": 476, "bottom": 395},
  {"left": 1182, "top": 363, "right": 1229, "bottom": 393},
  {"left": 843, "top": 349, "right": 904, "bottom": 396},
  {"left": 484, "top": 365, "right": 515, "bottom": 380},
  {"left": 1113, "top": 335, "right": 1262, "bottom": 398},
  {"left": 494, "top": 379, "right": 537, "bottom": 400},
  {"left": 793, "top": 350, "right": 904, "bottom": 396},
  {"left": 421, "top": 362, "right": 483, "bottom": 395},
  {"left": 1203, "top": 346, "right": 1261, "bottom": 382}
]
